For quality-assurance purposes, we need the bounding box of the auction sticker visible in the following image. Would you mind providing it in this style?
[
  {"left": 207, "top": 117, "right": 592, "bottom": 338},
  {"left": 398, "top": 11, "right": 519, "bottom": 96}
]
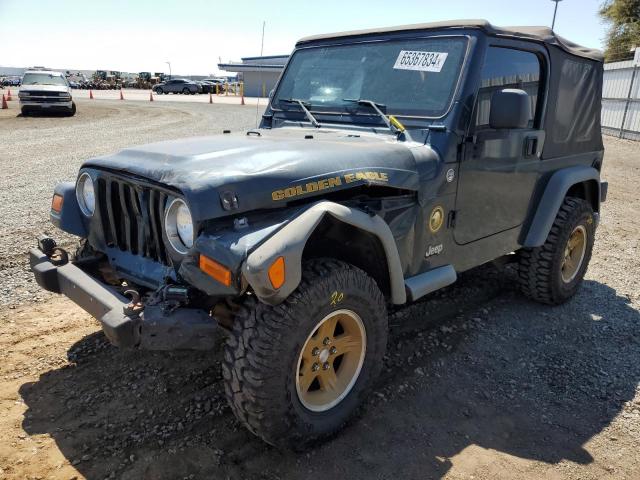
[{"left": 393, "top": 50, "right": 448, "bottom": 72}]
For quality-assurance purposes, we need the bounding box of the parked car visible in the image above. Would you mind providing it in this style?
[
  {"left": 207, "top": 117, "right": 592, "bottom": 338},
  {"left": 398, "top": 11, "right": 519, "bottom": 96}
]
[
  {"left": 196, "top": 81, "right": 215, "bottom": 94},
  {"left": 2, "top": 76, "right": 21, "bottom": 87},
  {"left": 152, "top": 78, "right": 201, "bottom": 95},
  {"left": 30, "top": 20, "right": 606, "bottom": 448},
  {"left": 19, "top": 70, "right": 75, "bottom": 116},
  {"left": 201, "top": 78, "right": 227, "bottom": 93}
]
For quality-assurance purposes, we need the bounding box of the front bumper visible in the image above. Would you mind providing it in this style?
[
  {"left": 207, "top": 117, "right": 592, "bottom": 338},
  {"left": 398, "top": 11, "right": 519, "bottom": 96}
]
[
  {"left": 30, "top": 247, "right": 219, "bottom": 350},
  {"left": 20, "top": 99, "right": 73, "bottom": 110}
]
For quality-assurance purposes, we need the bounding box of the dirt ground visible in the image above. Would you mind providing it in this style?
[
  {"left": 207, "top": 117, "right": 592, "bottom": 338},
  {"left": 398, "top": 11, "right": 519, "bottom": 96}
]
[{"left": 1, "top": 100, "right": 639, "bottom": 480}]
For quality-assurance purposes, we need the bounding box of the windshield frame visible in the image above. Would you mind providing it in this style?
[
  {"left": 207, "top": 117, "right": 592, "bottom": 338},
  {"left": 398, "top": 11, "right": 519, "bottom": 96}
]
[{"left": 270, "top": 34, "right": 472, "bottom": 121}]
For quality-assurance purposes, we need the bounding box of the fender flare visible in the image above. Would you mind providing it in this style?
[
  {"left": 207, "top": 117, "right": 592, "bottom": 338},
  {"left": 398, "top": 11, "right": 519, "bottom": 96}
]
[
  {"left": 242, "top": 201, "right": 406, "bottom": 306},
  {"left": 522, "top": 165, "right": 600, "bottom": 247}
]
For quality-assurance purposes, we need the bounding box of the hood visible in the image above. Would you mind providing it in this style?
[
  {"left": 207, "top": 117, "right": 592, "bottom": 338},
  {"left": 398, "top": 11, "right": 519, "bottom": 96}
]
[
  {"left": 19, "top": 84, "right": 70, "bottom": 94},
  {"left": 84, "top": 128, "right": 435, "bottom": 221}
]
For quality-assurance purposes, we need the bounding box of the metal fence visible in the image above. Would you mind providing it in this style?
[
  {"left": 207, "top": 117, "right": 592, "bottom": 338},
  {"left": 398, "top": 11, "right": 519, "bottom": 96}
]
[{"left": 602, "top": 60, "right": 640, "bottom": 141}]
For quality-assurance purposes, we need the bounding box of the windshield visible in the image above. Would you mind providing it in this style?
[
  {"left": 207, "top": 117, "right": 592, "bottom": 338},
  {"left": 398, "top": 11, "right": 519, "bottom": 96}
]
[
  {"left": 273, "top": 36, "right": 468, "bottom": 119},
  {"left": 22, "top": 73, "right": 68, "bottom": 86}
]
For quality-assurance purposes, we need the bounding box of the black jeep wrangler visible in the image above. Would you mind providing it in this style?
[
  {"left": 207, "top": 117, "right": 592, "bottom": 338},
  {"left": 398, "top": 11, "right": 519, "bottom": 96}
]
[{"left": 31, "top": 20, "right": 607, "bottom": 447}]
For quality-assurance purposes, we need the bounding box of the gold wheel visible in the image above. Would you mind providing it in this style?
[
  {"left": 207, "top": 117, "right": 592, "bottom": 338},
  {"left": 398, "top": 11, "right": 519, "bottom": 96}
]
[
  {"left": 295, "top": 309, "right": 366, "bottom": 412},
  {"left": 561, "top": 225, "right": 587, "bottom": 283}
]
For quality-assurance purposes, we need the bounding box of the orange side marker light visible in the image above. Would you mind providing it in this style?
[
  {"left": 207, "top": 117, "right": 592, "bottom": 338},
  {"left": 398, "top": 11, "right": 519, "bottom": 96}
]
[
  {"left": 199, "top": 254, "right": 232, "bottom": 287},
  {"left": 268, "top": 256, "right": 286, "bottom": 289},
  {"left": 51, "top": 194, "right": 64, "bottom": 213}
]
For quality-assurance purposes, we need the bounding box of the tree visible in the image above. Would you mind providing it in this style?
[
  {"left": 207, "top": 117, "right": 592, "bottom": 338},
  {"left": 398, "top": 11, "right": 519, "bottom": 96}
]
[{"left": 600, "top": 0, "right": 640, "bottom": 62}]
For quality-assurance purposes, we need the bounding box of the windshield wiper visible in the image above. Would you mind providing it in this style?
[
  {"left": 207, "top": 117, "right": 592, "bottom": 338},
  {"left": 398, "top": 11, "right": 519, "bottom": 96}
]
[
  {"left": 280, "top": 98, "right": 321, "bottom": 128},
  {"left": 343, "top": 98, "right": 403, "bottom": 135}
]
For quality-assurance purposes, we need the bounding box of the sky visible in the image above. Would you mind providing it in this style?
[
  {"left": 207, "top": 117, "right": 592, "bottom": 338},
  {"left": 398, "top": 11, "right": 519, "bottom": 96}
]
[{"left": 0, "top": 0, "right": 609, "bottom": 76}]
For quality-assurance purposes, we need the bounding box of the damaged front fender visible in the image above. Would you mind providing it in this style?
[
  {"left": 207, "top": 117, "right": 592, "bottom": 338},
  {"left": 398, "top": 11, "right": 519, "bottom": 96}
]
[
  {"left": 177, "top": 209, "right": 299, "bottom": 297},
  {"left": 241, "top": 201, "right": 407, "bottom": 306}
]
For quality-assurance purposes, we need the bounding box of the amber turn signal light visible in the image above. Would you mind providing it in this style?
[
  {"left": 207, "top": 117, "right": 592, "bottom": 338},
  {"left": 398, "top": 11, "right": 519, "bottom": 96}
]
[
  {"left": 51, "top": 194, "right": 64, "bottom": 213},
  {"left": 268, "top": 256, "right": 286, "bottom": 289},
  {"left": 199, "top": 254, "right": 232, "bottom": 287}
]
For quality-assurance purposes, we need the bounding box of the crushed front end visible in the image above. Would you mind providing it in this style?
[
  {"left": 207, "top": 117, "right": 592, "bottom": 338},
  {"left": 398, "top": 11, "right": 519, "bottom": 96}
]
[{"left": 32, "top": 168, "right": 290, "bottom": 350}]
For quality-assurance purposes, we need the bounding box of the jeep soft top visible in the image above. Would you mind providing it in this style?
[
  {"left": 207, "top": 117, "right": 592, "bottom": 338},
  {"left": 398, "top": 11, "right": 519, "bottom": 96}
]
[{"left": 31, "top": 20, "right": 605, "bottom": 447}]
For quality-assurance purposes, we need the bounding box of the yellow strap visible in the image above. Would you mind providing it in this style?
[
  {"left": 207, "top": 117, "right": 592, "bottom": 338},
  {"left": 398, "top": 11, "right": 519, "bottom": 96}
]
[{"left": 389, "top": 115, "right": 406, "bottom": 132}]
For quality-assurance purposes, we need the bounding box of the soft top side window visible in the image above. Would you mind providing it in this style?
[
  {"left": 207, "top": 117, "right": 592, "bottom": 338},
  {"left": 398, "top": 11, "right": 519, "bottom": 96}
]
[{"left": 474, "top": 46, "right": 542, "bottom": 130}]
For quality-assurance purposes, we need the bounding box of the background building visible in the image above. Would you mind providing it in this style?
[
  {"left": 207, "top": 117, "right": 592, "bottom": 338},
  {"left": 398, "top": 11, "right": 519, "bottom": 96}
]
[{"left": 218, "top": 55, "right": 289, "bottom": 97}]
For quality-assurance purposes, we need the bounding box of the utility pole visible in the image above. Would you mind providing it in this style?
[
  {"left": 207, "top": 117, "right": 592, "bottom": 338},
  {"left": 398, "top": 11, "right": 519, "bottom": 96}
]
[
  {"left": 255, "top": 21, "right": 266, "bottom": 127},
  {"left": 165, "top": 61, "right": 172, "bottom": 79},
  {"left": 551, "top": 0, "right": 564, "bottom": 31}
]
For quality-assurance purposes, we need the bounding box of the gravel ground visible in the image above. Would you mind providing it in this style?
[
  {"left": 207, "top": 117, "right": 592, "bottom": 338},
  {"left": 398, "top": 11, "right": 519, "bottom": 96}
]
[{"left": 0, "top": 101, "right": 639, "bottom": 480}]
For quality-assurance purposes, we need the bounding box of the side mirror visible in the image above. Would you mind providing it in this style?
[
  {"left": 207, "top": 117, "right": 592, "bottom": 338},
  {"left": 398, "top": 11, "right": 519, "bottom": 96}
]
[
  {"left": 489, "top": 88, "right": 531, "bottom": 129},
  {"left": 268, "top": 89, "right": 275, "bottom": 99}
]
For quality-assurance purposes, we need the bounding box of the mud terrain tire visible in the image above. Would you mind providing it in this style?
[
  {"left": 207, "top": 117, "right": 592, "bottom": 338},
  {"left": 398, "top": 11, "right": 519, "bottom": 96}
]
[
  {"left": 518, "top": 197, "right": 595, "bottom": 305},
  {"left": 222, "top": 258, "right": 388, "bottom": 449}
]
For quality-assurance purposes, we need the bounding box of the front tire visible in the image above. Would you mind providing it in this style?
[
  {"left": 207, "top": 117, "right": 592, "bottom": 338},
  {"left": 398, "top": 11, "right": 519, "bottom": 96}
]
[
  {"left": 518, "top": 197, "right": 595, "bottom": 305},
  {"left": 222, "top": 258, "right": 388, "bottom": 449}
]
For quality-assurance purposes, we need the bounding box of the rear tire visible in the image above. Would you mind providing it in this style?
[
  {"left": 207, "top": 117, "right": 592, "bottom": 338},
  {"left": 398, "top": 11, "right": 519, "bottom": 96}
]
[
  {"left": 518, "top": 197, "right": 595, "bottom": 305},
  {"left": 222, "top": 258, "right": 388, "bottom": 449}
]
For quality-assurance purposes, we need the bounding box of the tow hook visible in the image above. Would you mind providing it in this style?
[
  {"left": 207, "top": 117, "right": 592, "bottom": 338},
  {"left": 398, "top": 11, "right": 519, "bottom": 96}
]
[
  {"left": 123, "top": 289, "right": 144, "bottom": 317},
  {"left": 37, "top": 234, "right": 69, "bottom": 266},
  {"left": 49, "top": 248, "right": 69, "bottom": 266}
]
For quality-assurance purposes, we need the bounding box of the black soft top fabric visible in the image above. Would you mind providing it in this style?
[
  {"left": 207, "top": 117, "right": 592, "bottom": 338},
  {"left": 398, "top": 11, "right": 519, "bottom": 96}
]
[
  {"left": 297, "top": 19, "right": 603, "bottom": 62},
  {"left": 541, "top": 46, "right": 604, "bottom": 158},
  {"left": 298, "top": 19, "right": 604, "bottom": 158}
]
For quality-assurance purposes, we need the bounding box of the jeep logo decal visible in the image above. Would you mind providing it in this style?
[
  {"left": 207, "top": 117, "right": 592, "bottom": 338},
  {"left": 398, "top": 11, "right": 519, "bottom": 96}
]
[{"left": 425, "top": 244, "right": 444, "bottom": 258}]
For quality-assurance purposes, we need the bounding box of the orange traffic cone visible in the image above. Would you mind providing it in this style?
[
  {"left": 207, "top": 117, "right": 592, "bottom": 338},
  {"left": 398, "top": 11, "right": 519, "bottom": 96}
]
[
  {"left": 6, "top": 89, "right": 12, "bottom": 101},
  {"left": 149, "top": 90, "right": 154, "bottom": 102},
  {"left": 89, "top": 90, "right": 94, "bottom": 99},
  {"left": 119, "top": 89, "right": 124, "bottom": 100},
  {"left": 1, "top": 94, "right": 8, "bottom": 109},
  {"left": 209, "top": 92, "right": 213, "bottom": 104}
]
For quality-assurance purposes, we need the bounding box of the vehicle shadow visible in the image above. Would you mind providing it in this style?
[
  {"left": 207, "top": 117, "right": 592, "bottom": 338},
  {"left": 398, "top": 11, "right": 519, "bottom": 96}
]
[
  {"left": 19, "top": 273, "right": 640, "bottom": 479},
  {"left": 18, "top": 111, "right": 72, "bottom": 118}
]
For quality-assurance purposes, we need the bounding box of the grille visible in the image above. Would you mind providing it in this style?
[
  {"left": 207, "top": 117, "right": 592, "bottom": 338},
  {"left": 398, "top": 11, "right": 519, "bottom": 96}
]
[
  {"left": 96, "top": 177, "right": 169, "bottom": 264},
  {"left": 25, "top": 91, "right": 64, "bottom": 97},
  {"left": 26, "top": 97, "right": 70, "bottom": 103}
]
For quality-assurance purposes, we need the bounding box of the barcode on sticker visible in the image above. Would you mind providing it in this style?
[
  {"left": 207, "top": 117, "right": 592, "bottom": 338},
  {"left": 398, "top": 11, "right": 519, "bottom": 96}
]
[{"left": 393, "top": 51, "right": 448, "bottom": 72}]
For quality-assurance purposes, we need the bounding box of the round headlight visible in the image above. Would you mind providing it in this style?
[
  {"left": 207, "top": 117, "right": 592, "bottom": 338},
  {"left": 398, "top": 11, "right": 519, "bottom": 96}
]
[
  {"left": 165, "top": 198, "right": 193, "bottom": 254},
  {"left": 76, "top": 172, "right": 95, "bottom": 216}
]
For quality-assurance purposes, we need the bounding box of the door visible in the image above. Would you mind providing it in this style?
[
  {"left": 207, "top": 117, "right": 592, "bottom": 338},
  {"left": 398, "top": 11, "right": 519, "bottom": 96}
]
[
  {"left": 454, "top": 46, "right": 545, "bottom": 245},
  {"left": 168, "top": 80, "right": 180, "bottom": 92}
]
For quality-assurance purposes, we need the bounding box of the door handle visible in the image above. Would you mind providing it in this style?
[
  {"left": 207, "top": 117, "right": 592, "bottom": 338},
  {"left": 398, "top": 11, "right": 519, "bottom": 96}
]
[{"left": 524, "top": 136, "right": 538, "bottom": 158}]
